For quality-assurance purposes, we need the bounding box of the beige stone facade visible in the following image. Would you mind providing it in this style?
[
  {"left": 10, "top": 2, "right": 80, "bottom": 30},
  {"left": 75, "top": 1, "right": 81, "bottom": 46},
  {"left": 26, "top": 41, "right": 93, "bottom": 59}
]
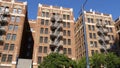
[
  {"left": 75, "top": 11, "right": 116, "bottom": 60},
  {"left": 0, "top": 0, "right": 27, "bottom": 68}
]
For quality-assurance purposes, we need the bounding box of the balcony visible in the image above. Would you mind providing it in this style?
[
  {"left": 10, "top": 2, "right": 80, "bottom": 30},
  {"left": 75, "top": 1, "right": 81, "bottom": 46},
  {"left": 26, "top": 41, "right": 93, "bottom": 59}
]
[
  {"left": 50, "top": 22, "right": 60, "bottom": 30},
  {"left": 51, "top": 17, "right": 56, "bottom": 22},
  {"left": 57, "top": 24, "right": 63, "bottom": 31},
  {"left": 97, "top": 29, "right": 103, "bottom": 35},
  {"left": 98, "top": 37, "right": 104, "bottom": 44},
  {"left": 3, "top": 8, "right": 9, "bottom": 16},
  {"left": 0, "top": 17, "right": 8, "bottom": 25},
  {"left": 0, "top": 26, "right": 5, "bottom": 34},
  {"left": 0, "top": 36, "right": 4, "bottom": 42},
  {"left": 57, "top": 18, "right": 63, "bottom": 23},
  {"left": 103, "top": 29, "right": 108, "bottom": 35},
  {"left": 104, "top": 36, "right": 109, "bottom": 43}
]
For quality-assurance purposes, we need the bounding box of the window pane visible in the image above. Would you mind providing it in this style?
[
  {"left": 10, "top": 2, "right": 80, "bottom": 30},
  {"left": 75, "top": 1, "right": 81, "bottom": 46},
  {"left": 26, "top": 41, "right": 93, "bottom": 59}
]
[
  {"left": 68, "top": 30, "right": 70, "bottom": 36},
  {"left": 91, "top": 50, "right": 94, "bottom": 56},
  {"left": 38, "top": 46, "right": 42, "bottom": 53},
  {"left": 1, "top": 54, "right": 7, "bottom": 62},
  {"left": 68, "top": 39, "right": 71, "bottom": 45},
  {"left": 42, "top": 12, "right": 45, "bottom": 17},
  {"left": 63, "top": 48, "right": 67, "bottom": 54},
  {"left": 14, "top": 25, "right": 18, "bottom": 31},
  {"left": 16, "top": 16, "right": 20, "bottom": 22},
  {"left": 46, "top": 12, "right": 49, "bottom": 17},
  {"left": 11, "top": 34, "right": 16, "bottom": 41},
  {"left": 38, "top": 57, "right": 42, "bottom": 63},
  {"left": 18, "top": 8, "right": 22, "bottom": 14},
  {"left": 91, "top": 18, "right": 94, "bottom": 23},
  {"left": 87, "top": 18, "right": 90, "bottom": 23},
  {"left": 68, "top": 48, "right": 71, "bottom": 55},
  {"left": 67, "top": 22, "right": 70, "bottom": 28},
  {"left": 92, "top": 25, "right": 95, "bottom": 31},
  {"left": 63, "top": 22, "right": 66, "bottom": 27},
  {"left": 63, "top": 30, "right": 66, "bottom": 36},
  {"left": 40, "top": 28, "right": 44, "bottom": 34},
  {"left": 11, "top": 16, "right": 15, "bottom": 22},
  {"left": 44, "top": 47, "right": 47, "bottom": 53},
  {"left": 13, "top": 8, "right": 17, "bottom": 13},
  {"left": 45, "top": 28, "right": 48, "bottom": 34},
  {"left": 45, "top": 20, "right": 49, "bottom": 25},
  {"left": 94, "top": 41, "right": 97, "bottom": 47},
  {"left": 8, "top": 25, "right": 14, "bottom": 30},
  {"left": 4, "top": 43, "right": 9, "bottom": 50},
  {"left": 89, "top": 33, "right": 92, "bottom": 38},
  {"left": 67, "top": 15, "right": 70, "bottom": 20},
  {"left": 63, "top": 15, "right": 66, "bottom": 19},
  {"left": 88, "top": 25, "right": 91, "bottom": 30},
  {"left": 7, "top": 55, "right": 12, "bottom": 62},
  {"left": 44, "top": 37, "right": 48, "bottom": 43},
  {"left": 9, "top": 44, "right": 14, "bottom": 51},
  {"left": 93, "top": 33, "right": 96, "bottom": 39},
  {"left": 40, "top": 37, "right": 43, "bottom": 43},
  {"left": 6, "top": 33, "right": 11, "bottom": 40},
  {"left": 63, "top": 39, "right": 66, "bottom": 45},
  {"left": 41, "top": 19, "right": 44, "bottom": 25}
]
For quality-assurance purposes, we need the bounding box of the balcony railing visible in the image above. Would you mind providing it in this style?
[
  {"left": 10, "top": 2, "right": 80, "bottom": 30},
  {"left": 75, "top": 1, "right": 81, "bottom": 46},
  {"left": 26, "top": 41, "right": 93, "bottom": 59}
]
[{"left": 96, "top": 22, "right": 102, "bottom": 27}]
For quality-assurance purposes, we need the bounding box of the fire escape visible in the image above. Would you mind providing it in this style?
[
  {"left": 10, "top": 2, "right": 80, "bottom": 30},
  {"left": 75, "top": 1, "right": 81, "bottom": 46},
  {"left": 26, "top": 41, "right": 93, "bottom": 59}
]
[
  {"left": 96, "top": 19, "right": 110, "bottom": 53},
  {"left": 50, "top": 14, "right": 63, "bottom": 53},
  {"left": 0, "top": 6, "right": 9, "bottom": 43}
]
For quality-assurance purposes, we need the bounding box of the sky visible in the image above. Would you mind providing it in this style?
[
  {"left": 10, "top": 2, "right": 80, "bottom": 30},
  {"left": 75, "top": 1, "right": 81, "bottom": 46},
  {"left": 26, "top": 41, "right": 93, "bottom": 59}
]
[{"left": 18, "top": 0, "right": 120, "bottom": 20}]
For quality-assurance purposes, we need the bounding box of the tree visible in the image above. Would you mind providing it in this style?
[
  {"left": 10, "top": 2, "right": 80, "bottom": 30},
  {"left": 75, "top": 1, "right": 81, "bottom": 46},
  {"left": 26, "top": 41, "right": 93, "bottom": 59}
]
[
  {"left": 77, "top": 57, "right": 86, "bottom": 68},
  {"left": 38, "top": 53, "right": 76, "bottom": 68}
]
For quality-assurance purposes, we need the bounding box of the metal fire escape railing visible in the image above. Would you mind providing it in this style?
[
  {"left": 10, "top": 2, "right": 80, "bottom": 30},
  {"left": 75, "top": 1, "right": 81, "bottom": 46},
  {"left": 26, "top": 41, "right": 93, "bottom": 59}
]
[
  {"left": 0, "top": 6, "right": 9, "bottom": 42},
  {"left": 96, "top": 20, "right": 109, "bottom": 53},
  {"left": 50, "top": 15, "right": 63, "bottom": 53}
]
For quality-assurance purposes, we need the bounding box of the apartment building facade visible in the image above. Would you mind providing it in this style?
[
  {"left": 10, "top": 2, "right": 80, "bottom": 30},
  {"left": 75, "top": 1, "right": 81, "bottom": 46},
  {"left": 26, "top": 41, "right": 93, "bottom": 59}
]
[
  {"left": 0, "top": 0, "right": 27, "bottom": 68},
  {"left": 75, "top": 10, "right": 116, "bottom": 59},
  {"left": 114, "top": 17, "right": 120, "bottom": 56},
  {"left": 32, "top": 4, "right": 75, "bottom": 68}
]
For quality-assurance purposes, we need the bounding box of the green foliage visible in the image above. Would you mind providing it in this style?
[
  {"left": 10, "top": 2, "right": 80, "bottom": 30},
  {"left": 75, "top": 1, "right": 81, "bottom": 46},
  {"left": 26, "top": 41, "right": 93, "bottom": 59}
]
[
  {"left": 77, "top": 57, "right": 86, "bottom": 68},
  {"left": 38, "top": 53, "right": 76, "bottom": 68}
]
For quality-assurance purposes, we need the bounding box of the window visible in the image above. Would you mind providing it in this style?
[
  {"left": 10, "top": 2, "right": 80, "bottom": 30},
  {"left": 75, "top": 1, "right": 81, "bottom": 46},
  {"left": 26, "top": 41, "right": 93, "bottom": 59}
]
[
  {"left": 11, "top": 34, "right": 16, "bottom": 41},
  {"left": 91, "top": 50, "right": 94, "bottom": 56},
  {"left": 68, "top": 39, "right": 71, "bottom": 45},
  {"left": 93, "top": 33, "right": 96, "bottom": 39},
  {"left": 89, "top": 33, "right": 92, "bottom": 38},
  {"left": 67, "top": 15, "right": 70, "bottom": 20},
  {"left": 68, "top": 30, "right": 71, "bottom": 36},
  {"left": 46, "top": 12, "right": 49, "bottom": 17},
  {"left": 63, "top": 48, "right": 67, "bottom": 54},
  {"left": 44, "top": 37, "right": 48, "bottom": 43},
  {"left": 91, "top": 18, "right": 93, "bottom": 23},
  {"left": 1, "top": 54, "right": 7, "bottom": 62},
  {"left": 40, "top": 37, "right": 43, "bottom": 43},
  {"left": 109, "top": 28, "right": 113, "bottom": 32},
  {"left": 111, "top": 35, "right": 114, "bottom": 40},
  {"left": 38, "top": 57, "right": 42, "bottom": 63},
  {"left": 44, "top": 47, "right": 47, "bottom": 53},
  {"left": 4, "top": 43, "right": 9, "bottom": 50},
  {"left": 8, "top": 25, "right": 14, "bottom": 30},
  {"left": 94, "top": 41, "right": 97, "bottom": 47},
  {"left": 63, "top": 22, "right": 66, "bottom": 27},
  {"left": 63, "top": 30, "right": 66, "bottom": 36},
  {"left": 90, "top": 41, "right": 93, "bottom": 46},
  {"left": 38, "top": 46, "right": 42, "bottom": 53},
  {"left": 42, "top": 12, "right": 45, "bottom": 17},
  {"left": 16, "top": 16, "right": 20, "bottom": 22},
  {"left": 63, "top": 39, "right": 66, "bottom": 45},
  {"left": 92, "top": 25, "right": 95, "bottom": 31},
  {"left": 13, "top": 8, "right": 17, "bottom": 13},
  {"left": 6, "top": 33, "right": 11, "bottom": 40},
  {"left": 11, "top": 16, "right": 15, "bottom": 22},
  {"left": 88, "top": 25, "right": 91, "bottom": 30},
  {"left": 45, "top": 28, "right": 48, "bottom": 34},
  {"left": 108, "top": 21, "right": 111, "bottom": 25},
  {"left": 40, "top": 28, "right": 44, "bottom": 34},
  {"left": 45, "top": 20, "right": 49, "bottom": 25},
  {"left": 87, "top": 18, "right": 90, "bottom": 23},
  {"left": 63, "top": 14, "right": 66, "bottom": 19},
  {"left": 18, "top": 8, "right": 22, "bottom": 14},
  {"left": 67, "top": 22, "right": 70, "bottom": 28},
  {"left": 9, "top": 44, "right": 14, "bottom": 51},
  {"left": 41, "top": 19, "right": 44, "bottom": 25},
  {"left": 14, "top": 25, "right": 18, "bottom": 31},
  {"left": 68, "top": 48, "right": 71, "bottom": 55},
  {"left": 7, "top": 55, "right": 12, "bottom": 62}
]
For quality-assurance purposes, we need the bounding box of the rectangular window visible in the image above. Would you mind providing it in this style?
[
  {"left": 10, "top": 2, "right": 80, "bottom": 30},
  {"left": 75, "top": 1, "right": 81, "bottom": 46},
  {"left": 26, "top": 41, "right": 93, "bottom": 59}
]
[
  {"left": 93, "top": 33, "right": 96, "bottom": 39},
  {"left": 45, "top": 28, "right": 48, "bottom": 34},
  {"left": 46, "top": 12, "right": 49, "bottom": 17},
  {"left": 68, "top": 30, "right": 71, "bottom": 36},
  {"left": 87, "top": 18, "right": 90, "bottom": 23},
  {"left": 44, "top": 47, "right": 47, "bottom": 53},
  {"left": 7, "top": 55, "right": 12, "bottom": 62},
  {"left": 63, "top": 48, "right": 67, "bottom": 54},
  {"left": 38, "top": 46, "right": 42, "bottom": 53},
  {"left": 67, "top": 22, "right": 70, "bottom": 28},
  {"left": 68, "top": 39, "right": 71, "bottom": 45},
  {"left": 13, "top": 8, "right": 17, "bottom": 13},
  {"left": 11, "top": 34, "right": 16, "bottom": 41},
  {"left": 6, "top": 33, "right": 11, "bottom": 40},
  {"left": 63, "top": 30, "right": 66, "bottom": 36},
  {"left": 16, "top": 16, "right": 20, "bottom": 22},
  {"left": 38, "top": 57, "right": 42, "bottom": 63},
  {"left": 18, "top": 8, "right": 22, "bottom": 14},
  {"left": 68, "top": 48, "right": 71, "bottom": 55},
  {"left": 40, "top": 28, "right": 44, "bottom": 34},
  {"left": 42, "top": 12, "right": 45, "bottom": 17},
  {"left": 91, "top": 50, "right": 94, "bottom": 56},
  {"left": 9, "top": 44, "right": 14, "bottom": 51},
  {"left": 63, "top": 15, "right": 66, "bottom": 19},
  {"left": 45, "top": 20, "right": 49, "bottom": 25},
  {"left": 63, "top": 22, "right": 66, "bottom": 27},
  {"left": 44, "top": 37, "right": 48, "bottom": 43},
  {"left": 40, "top": 37, "right": 43, "bottom": 43},
  {"left": 92, "top": 25, "right": 95, "bottom": 31},
  {"left": 14, "top": 25, "right": 18, "bottom": 31},
  {"left": 4, "top": 43, "right": 9, "bottom": 50},
  {"left": 89, "top": 33, "right": 92, "bottom": 38},
  {"left": 91, "top": 18, "right": 94, "bottom": 23},
  {"left": 11, "top": 16, "right": 15, "bottom": 22},
  {"left": 88, "top": 25, "right": 91, "bottom": 30},
  {"left": 67, "top": 15, "right": 70, "bottom": 20},
  {"left": 94, "top": 41, "right": 97, "bottom": 47},
  {"left": 63, "top": 39, "right": 66, "bottom": 45},
  {"left": 110, "top": 28, "right": 113, "bottom": 32},
  {"left": 1, "top": 54, "right": 7, "bottom": 62},
  {"left": 41, "top": 19, "right": 44, "bottom": 25},
  {"left": 90, "top": 41, "right": 93, "bottom": 46},
  {"left": 8, "top": 25, "right": 14, "bottom": 31}
]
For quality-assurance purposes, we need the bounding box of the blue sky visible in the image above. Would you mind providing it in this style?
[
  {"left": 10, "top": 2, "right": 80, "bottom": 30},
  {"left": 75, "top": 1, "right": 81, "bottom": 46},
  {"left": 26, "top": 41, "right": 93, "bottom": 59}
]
[{"left": 18, "top": 0, "right": 120, "bottom": 20}]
